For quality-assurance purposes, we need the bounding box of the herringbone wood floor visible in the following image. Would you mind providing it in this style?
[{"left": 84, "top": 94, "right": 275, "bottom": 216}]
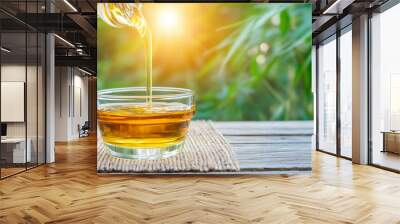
[{"left": 1, "top": 136, "right": 400, "bottom": 224}]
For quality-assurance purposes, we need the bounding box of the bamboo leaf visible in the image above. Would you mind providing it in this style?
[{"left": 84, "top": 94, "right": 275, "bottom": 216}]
[{"left": 279, "top": 10, "right": 290, "bottom": 35}]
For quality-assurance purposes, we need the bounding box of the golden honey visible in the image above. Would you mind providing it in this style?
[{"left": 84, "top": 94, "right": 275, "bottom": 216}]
[{"left": 98, "top": 103, "right": 195, "bottom": 149}]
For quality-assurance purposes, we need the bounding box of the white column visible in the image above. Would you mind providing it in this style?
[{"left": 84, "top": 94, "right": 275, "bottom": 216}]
[
  {"left": 352, "top": 14, "right": 369, "bottom": 164},
  {"left": 46, "top": 33, "right": 55, "bottom": 163},
  {"left": 45, "top": 0, "right": 56, "bottom": 163}
]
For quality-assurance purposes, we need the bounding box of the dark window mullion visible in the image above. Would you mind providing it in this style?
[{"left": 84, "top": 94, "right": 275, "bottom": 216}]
[
  {"left": 25, "top": 0, "right": 28, "bottom": 171},
  {"left": 0, "top": 20, "right": 2, "bottom": 179},
  {"left": 367, "top": 11, "right": 373, "bottom": 165},
  {"left": 316, "top": 44, "right": 319, "bottom": 150},
  {"left": 336, "top": 26, "right": 341, "bottom": 157},
  {"left": 36, "top": 0, "right": 39, "bottom": 167}
]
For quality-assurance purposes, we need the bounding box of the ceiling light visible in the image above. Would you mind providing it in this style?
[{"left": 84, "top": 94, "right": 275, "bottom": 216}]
[
  {"left": 323, "top": 0, "right": 341, "bottom": 14},
  {"left": 322, "top": 0, "right": 354, "bottom": 15},
  {"left": 63, "top": 0, "right": 78, "bottom": 12},
  {"left": 78, "top": 67, "right": 92, "bottom": 76},
  {"left": 1, "top": 47, "right": 11, "bottom": 53},
  {"left": 54, "top": 34, "right": 75, "bottom": 48}
]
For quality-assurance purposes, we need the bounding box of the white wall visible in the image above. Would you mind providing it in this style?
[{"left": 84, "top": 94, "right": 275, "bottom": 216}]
[
  {"left": 1, "top": 65, "right": 26, "bottom": 138},
  {"left": 54, "top": 67, "right": 89, "bottom": 141},
  {"left": 1, "top": 64, "right": 46, "bottom": 163},
  {"left": 72, "top": 73, "right": 89, "bottom": 138},
  {"left": 0, "top": 65, "right": 42, "bottom": 137},
  {"left": 55, "top": 67, "right": 69, "bottom": 141}
]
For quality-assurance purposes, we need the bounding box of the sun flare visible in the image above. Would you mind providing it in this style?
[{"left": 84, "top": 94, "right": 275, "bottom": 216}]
[{"left": 156, "top": 8, "right": 181, "bottom": 33}]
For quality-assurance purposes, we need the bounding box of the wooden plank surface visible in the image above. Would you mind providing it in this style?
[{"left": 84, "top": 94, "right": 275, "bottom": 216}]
[
  {"left": 213, "top": 121, "right": 313, "bottom": 171},
  {"left": 214, "top": 121, "right": 313, "bottom": 136}
]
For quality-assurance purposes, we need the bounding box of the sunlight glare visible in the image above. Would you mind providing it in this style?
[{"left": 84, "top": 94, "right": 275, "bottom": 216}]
[{"left": 156, "top": 8, "right": 181, "bottom": 33}]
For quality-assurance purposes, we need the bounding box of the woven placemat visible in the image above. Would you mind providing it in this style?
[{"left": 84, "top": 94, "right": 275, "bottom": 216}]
[{"left": 97, "top": 121, "right": 240, "bottom": 173}]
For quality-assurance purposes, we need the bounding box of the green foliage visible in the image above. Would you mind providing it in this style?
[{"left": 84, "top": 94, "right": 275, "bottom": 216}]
[
  {"left": 192, "top": 4, "right": 312, "bottom": 121},
  {"left": 98, "top": 4, "right": 313, "bottom": 121}
]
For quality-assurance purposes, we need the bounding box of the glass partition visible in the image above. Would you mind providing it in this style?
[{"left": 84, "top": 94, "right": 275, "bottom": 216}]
[
  {"left": 1, "top": 31, "right": 27, "bottom": 177},
  {"left": 0, "top": 1, "right": 46, "bottom": 179},
  {"left": 317, "top": 36, "right": 337, "bottom": 154}
]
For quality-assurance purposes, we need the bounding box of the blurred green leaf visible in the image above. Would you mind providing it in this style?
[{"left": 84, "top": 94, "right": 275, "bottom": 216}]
[{"left": 279, "top": 10, "right": 290, "bottom": 35}]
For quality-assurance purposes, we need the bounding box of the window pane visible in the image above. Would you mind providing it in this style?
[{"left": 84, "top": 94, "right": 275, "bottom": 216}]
[
  {"left": 371, "top": 4, "right": 400, "bottom": 171},
  {"left": 340, "top": 29, "right": 352, "bottom": 158},
  {"left": 318, "top": 37, "right": 337, "bottom": 154}
]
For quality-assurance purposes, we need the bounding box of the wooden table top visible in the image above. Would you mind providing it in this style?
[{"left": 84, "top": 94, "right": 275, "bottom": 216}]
[{"left": 213, "top": 121, "right": 313, "bottom": 173}]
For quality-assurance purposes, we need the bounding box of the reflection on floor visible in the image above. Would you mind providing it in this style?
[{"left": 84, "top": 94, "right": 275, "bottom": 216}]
[
  {"left": 0, "top": 162, "right": 42, "bottom": 178},
  {"left": 373, "top": 150, "right": 400, "bottom": 171},
  {"left": 0, "top": 167, "right": 25, "bottom": 177}
]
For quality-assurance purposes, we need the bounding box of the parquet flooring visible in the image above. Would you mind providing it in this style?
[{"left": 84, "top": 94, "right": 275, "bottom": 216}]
[
  {"left": 1, "top": 136, "right": 400, "bottom": 223},
  {"left": 0, "top": 167, "right": 25, "bottom": 178}
]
